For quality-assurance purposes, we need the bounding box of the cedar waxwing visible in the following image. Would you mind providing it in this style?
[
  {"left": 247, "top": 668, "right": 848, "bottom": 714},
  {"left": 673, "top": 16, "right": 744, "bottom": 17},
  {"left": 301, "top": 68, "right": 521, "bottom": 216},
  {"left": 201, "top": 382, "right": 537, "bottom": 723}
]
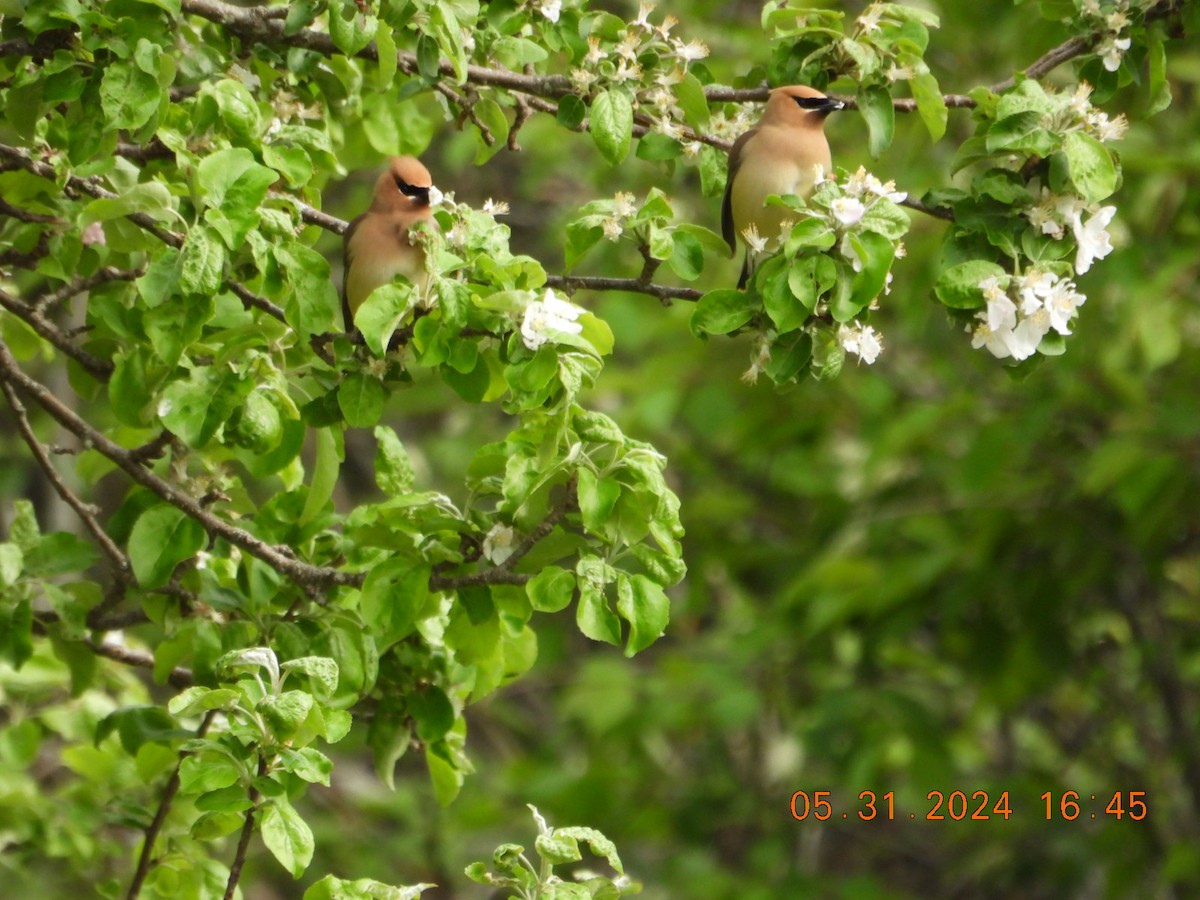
[
  {"left": 722, "top": 85, "right": 845, "bottom": 288},
  {"left": 341, "top": 155, "right": 437, "bottom": 329}
]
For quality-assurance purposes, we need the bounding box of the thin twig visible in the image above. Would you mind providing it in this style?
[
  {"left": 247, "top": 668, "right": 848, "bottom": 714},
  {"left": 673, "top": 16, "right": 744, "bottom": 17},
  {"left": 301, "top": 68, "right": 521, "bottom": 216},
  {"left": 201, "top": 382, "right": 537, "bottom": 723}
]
[
  {"left": 545, "top": 274, "right": 703, "bottom": 303},
  {"left": 87, "top": 638, "right": 195, "bottom": 688},
  {"left": 0, "top": 286, "right": 115, "bottom": 379},
  {"left": 32, "top": 266, "right": 144, "bottom": 315},
  {"left": 126, "top": 711, "right": 217, "bottom": 900},
  {"left": 501, "top": 474, "right": 578, "bottom": 571},
  {"left": 223, "top": 758, "right": 267, "bottom": 900},
  {"left": 0, "top": 378, "right": 130, "bottom": 581}
]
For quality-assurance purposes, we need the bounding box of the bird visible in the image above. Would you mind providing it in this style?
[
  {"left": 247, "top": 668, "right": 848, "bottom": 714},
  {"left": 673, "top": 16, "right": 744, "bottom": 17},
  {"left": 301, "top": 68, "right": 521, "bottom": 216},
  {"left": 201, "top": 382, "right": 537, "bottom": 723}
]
[
  {"left": 341, "top": 155, "right": 438, "bottom": 330},
  {"left": 722, "top": 85, "right": 845, "bottom": 289}
]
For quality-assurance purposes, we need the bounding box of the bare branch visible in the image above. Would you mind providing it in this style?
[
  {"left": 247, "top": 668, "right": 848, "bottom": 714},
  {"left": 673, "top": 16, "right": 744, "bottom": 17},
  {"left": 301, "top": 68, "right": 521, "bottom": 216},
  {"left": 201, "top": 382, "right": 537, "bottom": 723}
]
[
  {"left": 33, "top": 266, "right": 144, "bottom": 315},
  {"left": 0, "top": 195, "right": 62, "bottom": 224},
  {"left": 223, "top": 757, "right": 267, "bottom": 900},
  {"left": 502, "top": 474, "right": 578, "bottom": 571},
  {"left": 545, "top": 274, "right": 703, "bottom": 303}
]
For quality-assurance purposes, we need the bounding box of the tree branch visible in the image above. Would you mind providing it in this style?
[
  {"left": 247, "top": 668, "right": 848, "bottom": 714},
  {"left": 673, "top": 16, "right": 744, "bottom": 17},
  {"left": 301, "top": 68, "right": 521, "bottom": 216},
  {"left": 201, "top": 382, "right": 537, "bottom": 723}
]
[
  {"left": 87, "top": 637, "right": 195, "bottom": 688},
  {"left": 33, "top": 266, "right": 144, "bottom": 315},
  {"left": 223, "top": 758, "right": 267, "bottom": 900},
  {"left": 0, "top": 339, "right": 357, "bottom": 596},
  {"left": 0, "top": 143, "right": 286, "bottom": 324},
  {"left": 545, "top": 274, "right": 702, "bottom": 303},
  {"left": 501, "top": 473, "right": 578, "bottom": 572},
  {"left": 126, "top": 711, "right": 217, "bottom": 900},
  {"left": 0, "top": 378, "right": 131, "bottom": 583},
  {"left": 0, "top": 285, "right": 115, "bottom": 380}
]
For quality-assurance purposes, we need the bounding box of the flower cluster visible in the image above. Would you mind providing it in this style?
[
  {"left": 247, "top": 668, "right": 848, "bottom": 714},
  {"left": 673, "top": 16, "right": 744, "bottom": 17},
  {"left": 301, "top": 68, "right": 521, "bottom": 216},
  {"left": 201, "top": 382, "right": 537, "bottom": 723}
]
[
  {"left": 1025, "top": 191, "right": 1117, "bottom": 274},
  {"left": 838, "top": 322, "right": 884, "bottom": 365},
  {"left": 970, "top": 270, "right": 1087, "bottom": 361},
  {"left": 1047, "top": 81, "right": 1129, "bottom": 145},
  {"left": 520, "top": 289, "right": 586, "bottom": 350},
  {"left": 1081, "top": 0, "right": 1134, "bottom": 71},
  {"left": 569, "top": 1, "right": 708, "bottom": 101}
]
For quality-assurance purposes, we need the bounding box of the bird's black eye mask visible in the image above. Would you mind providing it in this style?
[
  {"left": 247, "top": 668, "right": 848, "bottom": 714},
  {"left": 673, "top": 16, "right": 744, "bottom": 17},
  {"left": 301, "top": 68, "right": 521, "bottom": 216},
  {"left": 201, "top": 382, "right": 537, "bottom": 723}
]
[
  {"left": 394, "top": 174, "right": 431, "bottom": 205},
  {"left": 793, "top": 95, "right": 844, "bottom": 115}
]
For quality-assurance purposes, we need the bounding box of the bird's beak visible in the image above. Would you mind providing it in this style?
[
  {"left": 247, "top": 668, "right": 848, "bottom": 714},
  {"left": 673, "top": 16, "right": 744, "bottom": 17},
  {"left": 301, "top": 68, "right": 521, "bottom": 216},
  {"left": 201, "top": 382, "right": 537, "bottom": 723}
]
[{"left": 822, "top": 97, "right": 846, "bottom": 113}]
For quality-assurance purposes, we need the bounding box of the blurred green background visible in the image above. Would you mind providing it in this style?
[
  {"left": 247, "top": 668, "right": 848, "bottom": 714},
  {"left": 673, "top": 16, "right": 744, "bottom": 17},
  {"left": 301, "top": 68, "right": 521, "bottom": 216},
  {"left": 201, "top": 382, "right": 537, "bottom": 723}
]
[{"left": 311, "top": 3, "right": 1200, "bottom": 898}]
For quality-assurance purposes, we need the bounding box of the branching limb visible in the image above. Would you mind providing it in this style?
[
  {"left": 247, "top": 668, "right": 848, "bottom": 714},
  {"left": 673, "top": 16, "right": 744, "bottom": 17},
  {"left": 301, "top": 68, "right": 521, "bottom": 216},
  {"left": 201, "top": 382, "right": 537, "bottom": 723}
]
[
  {"left": 0, "top": 339, "right": 356, "bottom": 595},
  {"left": 501, "top": 474, "right": 578, "bottom": 572},
  {"left": 0, "top": 285, "right": 115, "bottom": 380},
  {"left": 223, "top": 757, "right": 268, "bottom": 900}
]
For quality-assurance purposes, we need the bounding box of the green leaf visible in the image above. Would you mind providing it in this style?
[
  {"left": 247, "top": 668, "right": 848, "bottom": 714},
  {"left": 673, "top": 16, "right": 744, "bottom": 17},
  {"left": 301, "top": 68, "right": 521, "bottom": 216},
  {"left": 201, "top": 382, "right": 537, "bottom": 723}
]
[
  {"left": 576, "top": 559, "right": 620, "bottom": 646},
  {"left": 278, "top": 242, "right": 340, "bottom": 338},
  {"left": 1147, "top": 37, "right": 1172, "bottom": 116},
  {"left": 338, "top": 372, "right": 386, "bottom": 428},
  {"left": 409, "top": 685, "right": 455, "bottom": 742},
  {"left": 354, "top": 282, "right": 415, "bottom": 355},
  {"left": 301, "top": 427, "right": 341, "bottom": 525},
  {"left": 690, "top": 289, "right": 759, "bottom": 336},
  {"left": 82, "top": 182, "right": 175, "bottom": 225},
  {"left": 933, "top": 260, "right": 1009, "bottom": 310},
  {"left": 590, "top": 90, "right": 634, "bottom": 166},
  {"left": 178, "top": 754, "right": 243, "bottom": 794},
  {"left": 261, "top": 798, "right": 315, "bottom": 879},
  {"left": 259, "top": 690, "right": 314, "bottom": 738},
  {"left": 527, "top": 566, "right": 576, "bottom": 613},
  {"left": 616, "top": 573, "right": 670, "bottom": 655},
  {"left": 577, "top": 468, "right": 622, "bottom": 534},
  {"left": 858, "top": 84, "right": 895, "bottom": 158},
  {"left": 168, "top": 686, "right": 241, "bottom": 717},
  {"left": 1052, "top": 131, "right": 1118, "bottom": 203},
  {"left": 179, "top": 224, "right": 225, "bottom": 295},
  {"left": 910, "top": 72, "right": 947, "bottom": 142},
  {"left": 197, "top": 148, "right": 278, "bottom": 248},
  {"left": 128, "top": 505, "right": 206, "bottom": 589},
  {"left": 328, "top": 0, "right": 378, "bottom": 56},
  {"left": 374, "top": 425, "right": 416, "bottom": 495},
  {"left": 360, "top": 558, "right": 431, "bottom": 647},
  {"left": 0, "top": 543, "right": 23, "bottom": 587},
  {"left": 23, "top": 532, "right": 98, "bottom": 576},
  {"left": 674, "top": 72, "right": 710, "bottom": 128},
  {"left": 472, "top": 97, "right": 510, "bottom": 163},
  {"left": 280, "top": 656, "right": 340, "bottom": 696},
  {"left": 305, "top": 876, "right": 436, "bottom": 900},
  {"left": 100, "top": 60, "right": 161, "bottom": 130}
]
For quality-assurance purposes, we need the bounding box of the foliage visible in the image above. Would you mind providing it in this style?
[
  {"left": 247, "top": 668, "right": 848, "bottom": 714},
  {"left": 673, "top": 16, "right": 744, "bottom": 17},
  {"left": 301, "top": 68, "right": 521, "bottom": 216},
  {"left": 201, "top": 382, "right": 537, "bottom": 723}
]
[{"left": 0, "top": 0, "right": 1198, "bottom": 897}]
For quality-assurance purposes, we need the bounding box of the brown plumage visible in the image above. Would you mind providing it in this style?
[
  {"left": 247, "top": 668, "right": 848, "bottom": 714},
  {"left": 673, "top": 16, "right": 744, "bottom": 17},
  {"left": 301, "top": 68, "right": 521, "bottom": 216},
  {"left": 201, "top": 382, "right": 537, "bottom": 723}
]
[
  {"left": 341, "top": 156, "right": 437, "bottom": 330},
  {"left": 722, "top": 86, "right": 844, "bottom": 288}
]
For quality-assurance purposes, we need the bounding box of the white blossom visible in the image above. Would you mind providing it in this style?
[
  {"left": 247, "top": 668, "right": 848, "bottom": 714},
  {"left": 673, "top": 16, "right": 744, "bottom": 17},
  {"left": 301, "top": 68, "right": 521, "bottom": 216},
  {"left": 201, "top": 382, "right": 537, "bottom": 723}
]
[
  {"left": 613, "top": 192, "right": 637, "bottom": 218},
  {"left": 584, "top": 36, "right": 605, "bottom": 65},
  {"left": 1100, "top": 35, "right": 1131, "bottom": 72},
  {"left": 857, "top": 4, "right": 884, "bottom": 33},
  {"left": 483, "top": 198, "right": 509, "bottom": 216},
  {"left": 633, "top": 2, "right": 656, "bottom": 29},
  {"left": 838, "top": 323, "right": 883, "bottom": 364},
  {"left": 971, "top": 321, "right": 1013, "bottom": 359},
  {"left": 674, "top": 39, "right": 709, "bottom": 63},
  {"left": 537, "top": 0, "right": 562, "bottom": 21},
  {"left": 986, "top": 292, "right": 1018, "bottom": 333},
  {"left": 520, "top": 290, "right": 585, "bottom": 350},
  {"left": 741, "top": 222, "right": 769, "bottom": 254},
  {"left": 1015, "top": 269, "right": 1055, "bottom": 315},
  {"left": 1045, "top": 278, "right": 1086, "bottom": 334},
  {"left": 831, "top": 196, "right": 866, "bottom": 227},
  {"left": 1089, "top": 110, "right": 1128, "bottom": 142},
  {"left": 570, "top": 68, "right": 598, "bottom": 91},
  {"left": 655, "top": 15, "right": 679, "bottom": 39},
  {"left": 482, "top": 524, "right": 517, "bottom": 564},
  {"left": 1008, "top": 308, "right": 1052, "bottom": 360},
  {"left": 1073, "top": 205, "right": 1116, "bottom": 273},
  {"left": 602, "top": 217, "right": 622, "bottom": 241}
]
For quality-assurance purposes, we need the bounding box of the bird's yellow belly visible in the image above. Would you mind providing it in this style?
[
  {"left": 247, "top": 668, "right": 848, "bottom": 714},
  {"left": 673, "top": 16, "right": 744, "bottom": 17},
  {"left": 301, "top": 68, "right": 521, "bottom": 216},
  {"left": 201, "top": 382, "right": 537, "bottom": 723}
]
[
  {"left": 345, "top": 247, "right": 428, "bottom": 314},
  {"left": 731, "top": 161, "right": 820, "bottom": 243}
]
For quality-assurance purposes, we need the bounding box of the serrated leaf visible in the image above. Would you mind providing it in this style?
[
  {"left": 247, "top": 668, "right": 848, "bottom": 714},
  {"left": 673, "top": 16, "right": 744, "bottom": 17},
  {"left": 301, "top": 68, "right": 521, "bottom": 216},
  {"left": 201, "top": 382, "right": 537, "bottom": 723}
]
[
  {"left": 527, "top": 566, "right": 575, "bottom": 613},
  {"left": 933, "top": 260, "right": 1008, "bottom": 309},
  {"left": 374, "top": 425, "right": 415, "bottom": 495},
  {"left": 590, "top": 90, "right": 633, "bottom": 166},
  {"left": 616, "top": 573, "right": 669, "bottom": 655},
  {"left": 261, "top": 798, "right": 314, "bottom": 878},
  {"left": 128, "top": 505, "right": 205, "bottom": 589},
  {"left": 910, "top": 72, "right": 947, "bottom": 142},
  {"left": 690, "top": 289, "right": 758, "bottom": 336},
  {"left": 280, "top": 656, "right": 340, "bottom": 696},
  {"left": 858, "top": 84, "right": 894, "bottom": 158}
]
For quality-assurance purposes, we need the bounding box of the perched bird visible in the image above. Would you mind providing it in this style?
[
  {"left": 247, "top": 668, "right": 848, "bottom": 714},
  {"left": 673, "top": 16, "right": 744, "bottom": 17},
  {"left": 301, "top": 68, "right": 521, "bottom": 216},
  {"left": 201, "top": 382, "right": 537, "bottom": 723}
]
[
  {"left": 722, "top": 85, "right": 845, "bottom": 288},
  {"left": 341, "top": 155, "right": 438, "bottom": 330}
]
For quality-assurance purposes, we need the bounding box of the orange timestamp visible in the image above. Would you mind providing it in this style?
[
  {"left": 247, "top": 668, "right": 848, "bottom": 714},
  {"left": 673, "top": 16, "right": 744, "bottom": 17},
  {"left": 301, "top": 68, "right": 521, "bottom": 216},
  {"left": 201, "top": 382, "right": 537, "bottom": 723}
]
[{"left": 789, "top": 790, "right": 1149, "bottom": 822}]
